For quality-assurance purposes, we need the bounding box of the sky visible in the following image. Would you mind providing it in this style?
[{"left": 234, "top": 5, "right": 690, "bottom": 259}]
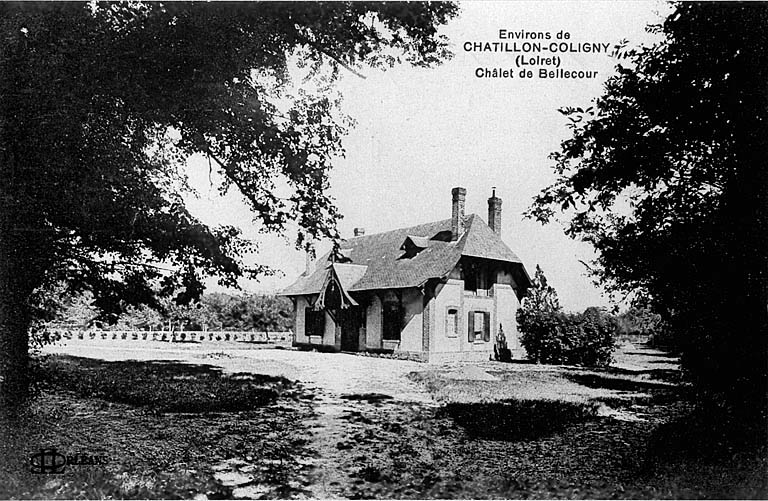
[{"left": 185, "top": 1, "right": 668, "bottom": 311}]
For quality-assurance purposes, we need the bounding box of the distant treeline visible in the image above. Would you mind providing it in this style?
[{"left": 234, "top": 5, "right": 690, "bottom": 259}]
[{"left": 49, "top": 292, "right": 294, "bottom": 332}]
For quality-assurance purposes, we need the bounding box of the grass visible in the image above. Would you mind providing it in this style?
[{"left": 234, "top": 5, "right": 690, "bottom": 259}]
[
  {"left": 32, "top": 355, "right": 290, "bottom": 413},
  {"left": 398, "top": 346, "right": 767, "bottom": 499},
  {"left": 1, "top": 354, "right": 314, "bottom": 499}
]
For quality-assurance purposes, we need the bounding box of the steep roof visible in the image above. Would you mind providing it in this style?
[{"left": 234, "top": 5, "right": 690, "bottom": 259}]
[{"left": 280, "top": 214, "right": 529, "bottom": 296}]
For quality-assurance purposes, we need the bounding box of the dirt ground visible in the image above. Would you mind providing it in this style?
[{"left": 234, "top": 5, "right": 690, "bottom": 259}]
[{"left": 7, "top": 340, "right": 764, "bottom": 499}]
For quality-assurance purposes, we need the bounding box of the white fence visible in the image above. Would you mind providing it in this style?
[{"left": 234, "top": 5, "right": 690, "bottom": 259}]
[{"left": 47, "top": 329, "right": 294, "bottom": 346}]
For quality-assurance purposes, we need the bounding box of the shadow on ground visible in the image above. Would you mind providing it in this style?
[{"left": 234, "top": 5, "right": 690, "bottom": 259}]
[
  {"left": 563, "top": 373, "right": 674, "bottom": 392},
  {"left": 339, "top": 393, "right": 394, "bottom": 403},
  {"left": 441, "top": 399, "right": 599, "bottom": 441},
  {"left": 32, "top": 355, "right": 291, "bottom": 413},
  {"left": 565, "top": 366, "right": 683, "bottom": 383},
  {"left": 623, "top": 350, "right": 681, "bottom": 358}
]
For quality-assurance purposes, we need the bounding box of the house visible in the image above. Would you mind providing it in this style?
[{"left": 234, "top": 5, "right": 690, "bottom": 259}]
[{"left": 280, "top": 187, "right": 532, "bottom": 362}]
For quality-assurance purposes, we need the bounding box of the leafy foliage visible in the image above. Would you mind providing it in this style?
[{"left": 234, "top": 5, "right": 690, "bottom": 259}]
[
  {"left": 518, "top": 308, "right": 617, "bottom": 367},
  {"left": 523, "top": 265, "right": 561, "bottom": 313},
  {"left": 517, "top": 266, "right": 617, "bottom": 366},
  {"left": 0, "top": 1, "right": 458, "bottom": 404},
  {"left": 615, "top": 306, "right": 671, "bottom": 346},
  {"left": 47, "top": 291, "right": 294, "bottom": 332},
  {"left": 200, "top": 293, "right": 293, "bottom": 332},
  {"left": 527, "top": 3, "right": 768, "bottom": 410}
]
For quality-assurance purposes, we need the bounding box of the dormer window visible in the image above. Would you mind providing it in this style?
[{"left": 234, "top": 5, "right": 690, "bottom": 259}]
[{"left": 399, "top": 235, "right": 429, "bottom": 258}]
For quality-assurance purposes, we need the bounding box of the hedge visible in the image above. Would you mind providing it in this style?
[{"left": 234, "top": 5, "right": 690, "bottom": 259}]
[{"left": 517, "top": 307, "right": 618, "bottom": 366}]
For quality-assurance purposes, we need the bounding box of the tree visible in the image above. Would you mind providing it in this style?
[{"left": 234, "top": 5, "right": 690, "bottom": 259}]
[
  {"left": 528, "top": 3, "right": 768, "bottom": 426},
  {"left": 198, "top": 293, "right": 293, "bottom": 332},
  {"left": 522, "top": 265, "right": 561, "bottom": 314},
  {"left": 516, "top": 266, "right": 617, "bottom": 367},
  {"left": 0, "top": 2, "right": 458, "bottom": 406},
  {"left": 615, "top": 306, "right": 667, "bottom": 344}
]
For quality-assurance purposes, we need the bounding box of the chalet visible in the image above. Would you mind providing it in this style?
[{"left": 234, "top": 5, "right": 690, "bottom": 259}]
[{"left": 280, "top": 187, "right": 532, "bottom": 362}]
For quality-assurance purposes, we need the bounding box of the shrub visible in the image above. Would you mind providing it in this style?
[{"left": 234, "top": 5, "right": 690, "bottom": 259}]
[
  {"left": 517, "top": 307, "right": 617, "bottom": 366},
  {"left": 493, "top": 324, "right": 512, "bottom": 362}
]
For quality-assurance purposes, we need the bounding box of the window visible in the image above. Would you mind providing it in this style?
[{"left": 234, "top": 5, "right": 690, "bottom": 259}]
[
  {"left": 445, "top": 308, "right": 459, "bottom": 337},
  {"left": 305, "top": 307, "right": 325, "bottom": 337},
  {"left": 382, "top": 301, "right": 403, "bottom": 341},
  {"left": 468, "top": 310, "right": 491, "bottom": 342}
]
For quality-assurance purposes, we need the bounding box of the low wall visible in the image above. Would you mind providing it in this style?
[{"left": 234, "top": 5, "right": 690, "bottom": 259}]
[{"left": 45, "top": 329, "right": 294, "bottom": 347}]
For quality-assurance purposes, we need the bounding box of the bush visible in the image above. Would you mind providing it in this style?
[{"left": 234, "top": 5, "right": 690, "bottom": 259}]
[
  {"left": 493, "top": 324, "right": 512, "bottom": 362},
  {"left": 517, "top": 307, "right": 617, "bottom": 366}
]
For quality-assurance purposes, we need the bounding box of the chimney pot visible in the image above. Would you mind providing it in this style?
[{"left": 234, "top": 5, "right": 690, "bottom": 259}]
[
  {"left": 488, "top": 187, "right": 502, "bottom": 236},
  {"left": 354, "top": 227, "right": 365, "bottom": 237},
  {"left": 451, "top": 187, "right": 467, "bottom": 241}
]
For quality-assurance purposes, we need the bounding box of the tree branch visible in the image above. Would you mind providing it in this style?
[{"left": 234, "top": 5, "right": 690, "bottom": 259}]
[
  {"left": 297, "top": 35, "right": 367, "bottom": 80},
  {"left": 317, "top": 48, "right": 367, "bottom": 80}
]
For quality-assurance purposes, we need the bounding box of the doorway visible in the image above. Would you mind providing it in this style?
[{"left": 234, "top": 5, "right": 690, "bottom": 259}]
[{"left": 338, "top": 306, "right": 361, "bottom": 352}]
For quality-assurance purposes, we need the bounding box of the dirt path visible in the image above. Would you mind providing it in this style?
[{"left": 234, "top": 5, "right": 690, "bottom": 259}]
[{"left": 44, "top": 342, "right": 438, "bottom": 498}]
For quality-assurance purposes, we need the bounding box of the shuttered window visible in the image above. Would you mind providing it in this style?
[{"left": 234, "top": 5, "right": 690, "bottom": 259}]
[
  {"left": 305, "top": 307, "right": 325, "bottom": 337},
  {"left": 468, "top": 310, "right": 491, "bottom": 342}
]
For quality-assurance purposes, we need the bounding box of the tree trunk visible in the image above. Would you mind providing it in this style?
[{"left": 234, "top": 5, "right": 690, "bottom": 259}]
[
  {"left": 0, "top": 223, "right": 41, "bottom": 409},
  {"left": 0, "top": 235, "right": 34, "bottom": 410}
]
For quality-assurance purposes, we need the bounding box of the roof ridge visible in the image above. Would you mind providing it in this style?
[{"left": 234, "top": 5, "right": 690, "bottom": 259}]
[{"left": 344, "top": 217, "right": 453, "bottom": 241}]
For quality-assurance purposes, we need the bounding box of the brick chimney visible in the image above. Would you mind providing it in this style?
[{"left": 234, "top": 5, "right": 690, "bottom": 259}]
[
  {"left": 451, "top": 187, "right": 466, "bottom": 241},
  {"left": 487, "top": 187, "right": 502, "bottom": 236},
  {"left": 354, "top": 227, "right": 365, "bottom": 237}
]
